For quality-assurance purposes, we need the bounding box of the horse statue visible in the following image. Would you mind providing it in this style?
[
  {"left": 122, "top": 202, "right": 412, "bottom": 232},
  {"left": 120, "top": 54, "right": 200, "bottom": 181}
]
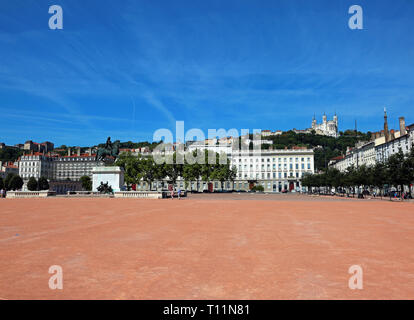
[{"left": 95, "top": 139, "right": 120, "bottom": 162}]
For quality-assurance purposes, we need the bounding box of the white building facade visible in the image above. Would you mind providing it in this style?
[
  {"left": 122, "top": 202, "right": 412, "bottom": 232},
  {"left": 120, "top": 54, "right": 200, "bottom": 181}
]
[
  {"left": 329, "top": 116, "right": 413, "bottom": 172},
  {"left": 311, "top": 114, "right": 339, "bottom": 138},
  {"left": 231, "top": 149, "right": 315, "bottom": 192}
]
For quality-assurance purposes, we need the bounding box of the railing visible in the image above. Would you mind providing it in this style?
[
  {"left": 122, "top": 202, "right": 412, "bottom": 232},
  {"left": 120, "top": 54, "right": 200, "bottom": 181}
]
[
  {"left": 66, "top": 191, "right": 112, "bottom": 197},
  {"left": 114, "top": 191, "right": 166, "bottom": 199},
  {"left": 6, "top": 191, "right": 56, "bottom": 198}
]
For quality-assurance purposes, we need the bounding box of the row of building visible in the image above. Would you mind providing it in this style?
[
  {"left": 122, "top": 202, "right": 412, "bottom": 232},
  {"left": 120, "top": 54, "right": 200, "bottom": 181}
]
[
  {"left": 13, "top": 145, "right": 315, "bottom": 193},
  {"left": 12, "top": 112, "right": 411, "bottom": 193},
  {"left": 0, "top": 140, "right": 54, "bottom": 153},
  {"left": 329, "top": 110, "right": 414, "bottom": 171}
]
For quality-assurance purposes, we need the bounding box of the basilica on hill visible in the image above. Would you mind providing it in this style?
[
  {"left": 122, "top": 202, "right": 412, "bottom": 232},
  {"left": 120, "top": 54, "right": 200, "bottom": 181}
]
[{"left": 310, "top": 113, "right": 339, "bottom": 138}]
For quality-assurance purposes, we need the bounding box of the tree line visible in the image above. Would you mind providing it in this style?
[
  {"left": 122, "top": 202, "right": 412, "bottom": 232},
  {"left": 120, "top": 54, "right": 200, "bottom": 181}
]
[
  {"left": 26, "top": 177, "right": 50, "bottom": 191},
  {"left": 0, "top": 173, "right": 24, "bottom": 191},
  {"left": 301, "top": 149, "right": 414, "bottom": 197},
  {"left": 262, "top": 130, "right": 372, "bottom": 171},
  {"left": 0, "top": 147, "right": 23, "bottom": 163},
  {"left": 114, "top": 150, "right": 237, "bottom": 191}
]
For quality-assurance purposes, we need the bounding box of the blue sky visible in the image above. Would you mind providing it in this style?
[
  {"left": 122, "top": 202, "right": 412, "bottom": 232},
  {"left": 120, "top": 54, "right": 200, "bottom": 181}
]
[{"left": 1, "top": 0, "right": 413, "bottom": 146}]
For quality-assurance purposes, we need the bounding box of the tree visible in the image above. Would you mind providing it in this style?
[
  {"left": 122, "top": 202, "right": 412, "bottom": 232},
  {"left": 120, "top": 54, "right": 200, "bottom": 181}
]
[
  {"left": 9, "top": 175, "right": 23, "bottom": 191},
  {"left": 115, "top": 152, "right": 143, "bottom": 190},
  {"left": 182, "top": 157, "right": 201, "bottom": 192},
  {"left": 164, "top": 152, "right": 184, "bottom": 187},
  {"left": 38, "top": 177, "right": 49, "bottom": 190},
  {"left": 211, "top": 155, "right": 234, "bottom": 191},
  {"left": 0, "top": 147, "right": 23, "bottom": 162},
  {"left": 405, "top": 148, "right": 414, "bottom": 197},
  {"left": 371, "top": 163, "right": 387, "bottom": 198},
  {"left": 200, "top": 150, "right": 216, "bottom": 186},
  {"left": 80, "top": 175, "right": 92, "bottom": 191},
  {"left": 229, "top": 165, "right": 237, "bottom": 191},
  {"left": 27, "top": 177, "right": 38, "bottom": 191},
  {"left": 141, "top": 157, "right": 165, "bottom": 190},
  {"left": 5, "top": 173, "right": 16, "bottom": 191},
  {"left": 387, "top": 149, "right": 411, "bottom": 197},
  {"left": 185, "top": 150, "right": 203, "bottom": 191},
  {"left": 251, "top": 185, "right": 264, "bottom": 192},
  {"left": 353, "top": 165, "right": 371, "bottom": 195}
]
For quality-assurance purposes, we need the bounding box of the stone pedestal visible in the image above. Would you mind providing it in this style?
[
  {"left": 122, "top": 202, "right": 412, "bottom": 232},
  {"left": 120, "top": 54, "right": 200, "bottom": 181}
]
[{"left": 92, "top": 166, "right": 124, "bottom": 192}]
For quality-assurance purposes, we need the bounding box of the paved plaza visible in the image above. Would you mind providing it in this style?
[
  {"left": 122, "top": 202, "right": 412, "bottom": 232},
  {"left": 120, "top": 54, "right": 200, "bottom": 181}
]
[{"left": 1, "top": 194, "right": 414, "bottom": 299}]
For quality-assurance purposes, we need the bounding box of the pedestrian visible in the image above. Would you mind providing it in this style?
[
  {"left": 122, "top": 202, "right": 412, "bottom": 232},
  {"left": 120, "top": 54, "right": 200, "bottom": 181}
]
[
  {"left": 178, "top": 188, "right": 181, "bottom": 200},
  {"left": 0, "top": 188, "right": 3, "bottom": 199},
  {"left": 171, "top": 188, "right": 174, "bottom": 200}
]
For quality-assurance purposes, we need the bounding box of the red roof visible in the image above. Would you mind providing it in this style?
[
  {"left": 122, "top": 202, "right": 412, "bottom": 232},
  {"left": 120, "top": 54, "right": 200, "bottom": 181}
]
[{"left": 331, "top": 155, "right": 344, "bottom": 161}]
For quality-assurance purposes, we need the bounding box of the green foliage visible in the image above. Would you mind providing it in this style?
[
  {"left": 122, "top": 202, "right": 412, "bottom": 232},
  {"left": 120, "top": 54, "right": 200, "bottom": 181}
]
[
  {"left": 182, "top": 150, "right": 202, "bottom": 190},
  {"left": 263, "top": 131, "right": 371, "bottom": 171},
  {"left": 27, "top": 177, "right": 38, "bottom": 191},
  {"left": 4, "top": 173, "right": 16, "bottom": 190},
  {"left": 164, "top": 153, "right": 184, "bottom": 185},
  {"left": 80, "top": 175, "right": 92, "bottom": 191},
  {"left": 38, "top": 177, "right": 49, "bottom": 190},
  {"left": 115, "top": 152, "right": 143, "bottom": 187},
  {"left": 387, "top": 149, "right": 414, "bottom": 191},
  {"left": 8, "top": 175, "right": 23, "bottom": 191},
  {"left": 251, "top": 185, "right": 264, "bottom": 192},
  {"left": 115, "top": 150, "right": 237, "bottom": 191},
  {"left": 141, "top": 156, "right": 165, "bottom": 189},
  {"left": 0, "top": 147, "right": 23, "bottom": 162},
  {"left": 303, "top": 148, "right": 414, "bottom": 195}
]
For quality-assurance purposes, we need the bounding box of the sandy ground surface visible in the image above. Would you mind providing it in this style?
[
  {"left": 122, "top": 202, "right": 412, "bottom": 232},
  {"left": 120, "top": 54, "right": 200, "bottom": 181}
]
[{"left": 1, "top": 194, "right": 414, "bottom": 300}]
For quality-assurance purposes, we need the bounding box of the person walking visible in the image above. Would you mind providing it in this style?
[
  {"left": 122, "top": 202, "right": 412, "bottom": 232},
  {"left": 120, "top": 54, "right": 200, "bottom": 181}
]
[
  {"left": 177, "top": 188, "right": 181, "bottom": 200},
  {"left": 171, "top": 188, "right": 174, "bottom": 200},
  {"left": 0, "top": 188, "right": 4, "bottom": 199}
]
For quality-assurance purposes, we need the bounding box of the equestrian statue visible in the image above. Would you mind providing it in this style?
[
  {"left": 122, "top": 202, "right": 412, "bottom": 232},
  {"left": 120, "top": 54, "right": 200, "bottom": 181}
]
[{"left": 95, "top": 137, "right": 120, "bottom": 162}]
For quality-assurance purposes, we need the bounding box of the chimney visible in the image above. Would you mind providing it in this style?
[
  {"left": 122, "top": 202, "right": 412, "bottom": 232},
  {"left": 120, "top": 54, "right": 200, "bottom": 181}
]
[
  {"left": 399, "top": 117, "right": 407, "bottom": 135},
  {"left": 76, "top": 147, "right": 81, "bottom": 156},
  {"left": 68, "top": 148, "right": 71, "bottom": 157},
  {"left": 384, "top": 107, "right": 390, "bottom": 142}
]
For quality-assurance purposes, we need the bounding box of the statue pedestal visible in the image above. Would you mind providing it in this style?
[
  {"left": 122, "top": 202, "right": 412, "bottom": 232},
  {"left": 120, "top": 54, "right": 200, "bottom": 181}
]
[{"left": 92, "top": 166, "right": 124, "bottom": 192}]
